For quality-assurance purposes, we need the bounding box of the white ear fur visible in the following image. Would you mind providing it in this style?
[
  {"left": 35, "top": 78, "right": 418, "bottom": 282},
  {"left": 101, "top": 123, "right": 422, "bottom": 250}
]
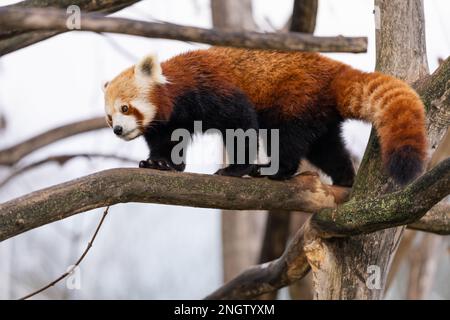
[
  {"left": 134, "top": 53, "right": 166, "bottom": 85},
  {"left": 102, "top": 80, "right": 109, "bottom": 93}
]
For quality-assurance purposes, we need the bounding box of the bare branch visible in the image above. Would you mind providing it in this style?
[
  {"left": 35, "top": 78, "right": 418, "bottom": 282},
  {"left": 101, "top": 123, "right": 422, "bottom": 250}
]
[
  {"left": 0, "top": 7, "right": 368, "bottom": 54},
  {"left": 0, "top": 170, "right": 349, "bottom": 242},
  {"left": 0, "top": 117, "right": 107, "bottom": 166},
  {"left": 408, "top": 202, "right": 450, "bottom": 235},
  {"left": 19, "top": 206, "right": 110, "bottom": 300},
  {"left": 311, "top": 158, "right": 450, "bottom": 237},
  {"left": 206, "top": 220, "right": 311, "bottom": 300},
  {"left": 0, "top": 153, "right": 137, "bottom": 188},
  {"left": 0, "top": 0, "right": 140, "bottom": 56},
  {"left": 1, "top": 159, "right": 447, "bottom": 244}
]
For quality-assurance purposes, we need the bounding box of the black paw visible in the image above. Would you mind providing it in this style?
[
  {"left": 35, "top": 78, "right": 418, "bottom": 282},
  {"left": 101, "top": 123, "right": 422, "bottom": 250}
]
[
  {"left": 248, "top": 164, "right": 271, "bottom": 178},
  {"left": 139, "top": 158, "right": 185, "bottom": 171},
  {"left": 139, "top": 160, "right": 151, "bottom": 168},
  {"left": 215, "top": 165, "right": 256, "bottom": 177}
]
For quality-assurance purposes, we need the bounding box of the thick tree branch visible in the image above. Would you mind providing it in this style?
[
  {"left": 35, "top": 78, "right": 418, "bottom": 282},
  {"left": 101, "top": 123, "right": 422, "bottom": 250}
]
[
  {"left": 206, "top": 221, "right": 311, "bottom": 300},
  {"left": 209, "top": 199, "right": 450, "bottom": 300},
  {"left": 311, "top": 158, "right": 450, "bottom": 237},
  {"left": 0, "top": 171, "right": 349, "bottom": 242},
  {"left": 0, "top": 0, "right": 140, "bottom": 56},
  {"left": 0, "top": 7, "right": 368, "bottom": 54},
  {"left": 1, "top": 158, "right": 447, "bottom": 244},
  {"left": 211, "top": 192, "right": 450, "bottom": 300},
  {"left": 0, "top": 117, "right": 107, "bottom": 166}
]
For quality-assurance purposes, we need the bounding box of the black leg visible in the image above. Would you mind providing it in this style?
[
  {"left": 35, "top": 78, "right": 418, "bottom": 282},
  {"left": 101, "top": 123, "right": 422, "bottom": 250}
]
[
  {"left": 252, "top": 121, "right": 308, "bottom": 180},
  {"left": 215, "top": 127, "right": 259, "bottom": 177},
  {"left": 141, "top": 124, "right": 186, "bottom": 172},
  {"left": 214, "top": 96, "right": 260, "bottom": 177},
  {"left": 306, "top": 122, "right": 355, "bottom": 187},
  {"left": 267, "top": 130, "right": 303, "bottom": 180}
]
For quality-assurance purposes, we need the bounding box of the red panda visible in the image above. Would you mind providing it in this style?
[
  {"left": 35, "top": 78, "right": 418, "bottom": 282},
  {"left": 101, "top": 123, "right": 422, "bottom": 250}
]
[{"left": 103, "top": 47, "right": 427, "bottom": 186}]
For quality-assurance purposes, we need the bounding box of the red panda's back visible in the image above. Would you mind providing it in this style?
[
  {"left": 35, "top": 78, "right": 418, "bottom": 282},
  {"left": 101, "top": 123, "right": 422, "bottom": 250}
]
[{"left": 162, "top": 47, "right": 344, "bottom": 114}]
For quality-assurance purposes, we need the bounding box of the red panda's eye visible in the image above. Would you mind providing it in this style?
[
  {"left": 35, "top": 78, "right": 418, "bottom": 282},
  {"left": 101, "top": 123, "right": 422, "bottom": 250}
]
[{"left": 121, "top": 105, "right": 129, "bottom": 113}]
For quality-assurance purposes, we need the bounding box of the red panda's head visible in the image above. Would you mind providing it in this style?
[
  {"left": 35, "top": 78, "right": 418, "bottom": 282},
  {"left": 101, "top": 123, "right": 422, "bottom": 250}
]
[{"left": 103, "top": 54, "right": 167, "bottom": 141}]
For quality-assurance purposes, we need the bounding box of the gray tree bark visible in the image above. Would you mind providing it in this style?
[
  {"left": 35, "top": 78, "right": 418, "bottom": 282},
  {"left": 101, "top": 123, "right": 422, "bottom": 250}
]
[
  {"left": 211, "top": 0, "right": 258, "bottom": 31},
  {"left": 290, "top": 0, "right": 318, "bottom": 34}
]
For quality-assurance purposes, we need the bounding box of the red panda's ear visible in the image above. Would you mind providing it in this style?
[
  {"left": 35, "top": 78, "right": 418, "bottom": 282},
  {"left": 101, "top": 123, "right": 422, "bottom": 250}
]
[
  {"left": 102, "top": 81, "right": 109, "bottom": 93},
  {"left": 135, "top": 54, "right": 166, "bottom": 84}
]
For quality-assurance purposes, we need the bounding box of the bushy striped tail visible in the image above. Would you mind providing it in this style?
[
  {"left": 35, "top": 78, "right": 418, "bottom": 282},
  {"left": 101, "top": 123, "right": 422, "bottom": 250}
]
[{"left": 333, "top": 68, "right": 428, "bottom": 185}]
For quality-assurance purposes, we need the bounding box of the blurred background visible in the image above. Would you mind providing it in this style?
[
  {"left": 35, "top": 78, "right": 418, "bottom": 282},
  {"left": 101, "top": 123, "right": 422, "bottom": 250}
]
[{"left": 0, "top": 0, "right": 448, "bottom": 299}]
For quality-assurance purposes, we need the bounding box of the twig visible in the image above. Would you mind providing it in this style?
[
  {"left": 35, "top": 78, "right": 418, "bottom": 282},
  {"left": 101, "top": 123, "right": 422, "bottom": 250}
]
[
  {"left": 0, "top": 7, "right": 368, "bottom": 53},
  {"left": 19, "top": 206, "right": 110, "bottom": 300},
  {"left": 0, "top": 153, "right": 138, "bottom": 188}
]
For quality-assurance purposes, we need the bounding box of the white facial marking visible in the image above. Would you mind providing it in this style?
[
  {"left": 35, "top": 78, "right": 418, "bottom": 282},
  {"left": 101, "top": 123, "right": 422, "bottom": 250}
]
[
  {"left": 110, "top": 100, "right": 140, "bottom": 140},
  {"left": 131, "top": 98, "right": 156, "bottom": 126}
]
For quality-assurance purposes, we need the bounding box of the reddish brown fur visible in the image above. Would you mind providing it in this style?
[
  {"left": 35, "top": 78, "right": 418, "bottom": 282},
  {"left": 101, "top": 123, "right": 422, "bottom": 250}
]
[
  {"left": 331, "top": 67, "right": 427, "bottom": 167},
  {"left": 147, "top": 47, "right": 427, "bottom": 172},
  {"left": 151, "top": 48, "right": 343, "bottom": 118}
]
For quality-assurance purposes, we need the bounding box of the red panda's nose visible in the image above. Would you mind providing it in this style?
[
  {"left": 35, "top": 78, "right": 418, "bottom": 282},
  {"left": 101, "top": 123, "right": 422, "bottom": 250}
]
[{"left": 113, "top": 126, "right": 123, "bottom": 136}]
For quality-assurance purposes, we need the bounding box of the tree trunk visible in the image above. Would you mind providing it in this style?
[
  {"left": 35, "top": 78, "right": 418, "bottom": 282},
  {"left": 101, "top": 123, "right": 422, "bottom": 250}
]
[
  {"left": 211, "top": 0, "right": 266, "bottom": 283},
  {"left": 290, "top": 0, "right": 318, "bottom": 34},
  {"left": 406, "top": 232, "right": 447, "bottom": 299},
  {"left": 258, "top": 2, "right": 319, "bottom": 300},
  {"left": 406, "top": 125, "right": 450, "bottom": 299},
  {"left": 211, "top": 0, "right": 257, "bottom": 31},
  {"left": 305, "top": 0, "right": 430, "bottom": 300}
]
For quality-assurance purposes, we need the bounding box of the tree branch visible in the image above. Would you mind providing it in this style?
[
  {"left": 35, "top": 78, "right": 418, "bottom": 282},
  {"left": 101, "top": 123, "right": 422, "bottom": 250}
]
[
  {"left": 0, "top": 7, "right": 368, "bottom": 54},
  {"left": 206, "top": 220, "right": 311, "bottom": 300},
  {"left": 209, "top": 184, "right": 449, "bottom": 300},
  {"left": 311, "top": 158, "right": 450, "bottom": 237},
  {"left": 0, "top": 171, "right": 349, "bottom": 242},
  {"left": 0, "top": 0, "right": 140, "bottom": 56},
  {"left": 0, "top": 117, "right": 107, "bottom": 166},
  {"left": 408, "top": 202, "right": 450, "bottom": 235}
]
